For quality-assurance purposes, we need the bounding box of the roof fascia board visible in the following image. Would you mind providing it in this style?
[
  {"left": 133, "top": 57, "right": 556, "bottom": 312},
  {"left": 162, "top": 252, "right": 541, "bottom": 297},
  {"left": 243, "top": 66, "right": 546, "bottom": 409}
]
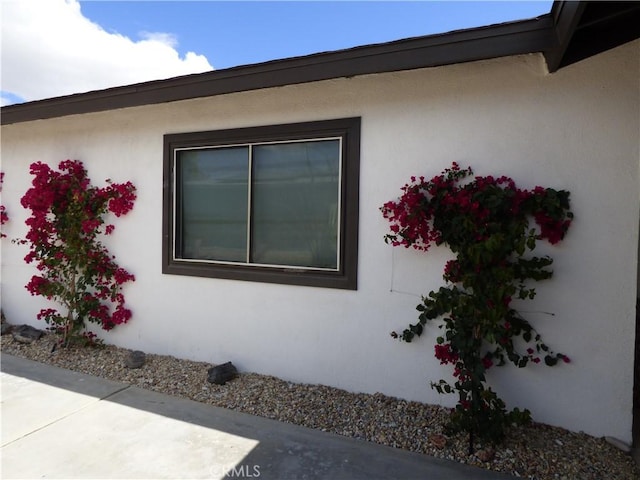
[
  {"left": 1, "top": 16, "right": 554, "bottom": 125},
  {"left": 544, "top": 1, "right": 587, "bottom": 72}
]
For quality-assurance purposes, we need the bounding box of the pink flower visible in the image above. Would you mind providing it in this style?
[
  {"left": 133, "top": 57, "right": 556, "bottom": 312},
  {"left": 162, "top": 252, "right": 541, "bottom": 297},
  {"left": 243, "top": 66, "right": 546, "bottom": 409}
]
[
  {"left": 37, "top": 308, "right": 58, "bottom": 320},
  {"left": 434, "top": 344, "right": 460, "bottom": 365},
  {"left": 26, "top": 276, "right": 49, "bottom": 296},
  {"left": 113, "top": 268, "right": 135, "bottom": 285},
  {"left": 82, "top": 219, "right": 101, "bottom": 234}
]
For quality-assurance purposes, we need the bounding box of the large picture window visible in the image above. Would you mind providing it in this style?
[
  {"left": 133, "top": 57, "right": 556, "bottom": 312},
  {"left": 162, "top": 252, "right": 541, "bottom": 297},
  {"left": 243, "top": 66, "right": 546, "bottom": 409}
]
[{"left": 163, "top": 118, "right": 360, "bottom": 289}]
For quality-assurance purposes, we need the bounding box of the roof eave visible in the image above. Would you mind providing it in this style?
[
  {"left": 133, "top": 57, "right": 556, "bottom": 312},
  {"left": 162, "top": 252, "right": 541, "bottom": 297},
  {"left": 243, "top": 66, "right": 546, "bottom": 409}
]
[
  {"left": 0, "top": 16, "right": 554, "bottom": 126},
  {"left": 543, "top": 0, "right": 588, "bottom": 72},
  {"left": 544, "top": 1, "right": 640, "bottom": 72}
]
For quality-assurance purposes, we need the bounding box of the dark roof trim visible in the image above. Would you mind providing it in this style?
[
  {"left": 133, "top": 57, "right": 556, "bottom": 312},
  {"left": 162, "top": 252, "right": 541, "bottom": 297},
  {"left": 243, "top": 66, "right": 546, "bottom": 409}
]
[
  {"left": 544, "top": 1, "right": 640, "bottom": 72},
  {"left": 5, "top": 1, "right": 638, "bottom": 126},
  {"left": 0, "top": 16, "right": 555, "bottom": 125},
  {"left": 543, "top": 1, "right": 587, "bottom": 72}
]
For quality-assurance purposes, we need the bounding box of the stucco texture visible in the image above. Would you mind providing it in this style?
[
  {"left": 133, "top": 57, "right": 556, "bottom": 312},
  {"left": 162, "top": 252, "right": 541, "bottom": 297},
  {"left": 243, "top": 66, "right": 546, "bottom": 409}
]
[{"left": 1, "top": 40, "right": 639, "bottom": 443}]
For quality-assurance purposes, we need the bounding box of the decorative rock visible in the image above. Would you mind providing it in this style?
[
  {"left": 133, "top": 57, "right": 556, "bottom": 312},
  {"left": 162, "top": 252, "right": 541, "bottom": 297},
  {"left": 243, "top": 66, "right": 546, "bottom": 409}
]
[
  {"left": 125, "top": 350, "right": 146, "bottom": 369},
  {"left": 11, "top": 325, "right": 45, "bottom": 344},
  {"left": 0, "top": 310, "right": 9, "bottom": 335},
  {"left": 207, "top": 361, "right": 238, "bottom": 385},
  {"left": 475, "top": 446, "right": 496, "bottom": 462},
  {"left": 1, "top": 332, "right": 639, "bottom": 480},
  {"left": 429, "top": 433, "right": 448, "bottom": 449},
  {"left": 605, "top": 436, "right": 631, "bottom": 453}
]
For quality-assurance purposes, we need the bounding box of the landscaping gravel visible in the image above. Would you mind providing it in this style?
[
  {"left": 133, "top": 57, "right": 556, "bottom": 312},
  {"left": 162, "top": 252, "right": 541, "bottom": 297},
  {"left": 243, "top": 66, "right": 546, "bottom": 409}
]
[{"left": 2, "top": 332, "right": 638, "bottom": 480}]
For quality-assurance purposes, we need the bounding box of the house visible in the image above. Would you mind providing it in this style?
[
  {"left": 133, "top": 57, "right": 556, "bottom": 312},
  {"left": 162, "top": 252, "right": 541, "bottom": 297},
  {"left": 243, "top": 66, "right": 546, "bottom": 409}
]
[{"left": 2, "top": 1, "right": 639, "bottom": 445}]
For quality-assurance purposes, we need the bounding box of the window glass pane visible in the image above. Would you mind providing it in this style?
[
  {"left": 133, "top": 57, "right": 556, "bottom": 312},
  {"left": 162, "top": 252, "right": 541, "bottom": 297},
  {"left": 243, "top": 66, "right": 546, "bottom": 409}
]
[
  {"left": 252, "top": 140, "right": 340, "bottom": 269},
  {"left": 164, "top": 118, "right": 359, "bottom": 289},
  {"left": 177, "top": 147, "right": 249, "bottom": 262}
]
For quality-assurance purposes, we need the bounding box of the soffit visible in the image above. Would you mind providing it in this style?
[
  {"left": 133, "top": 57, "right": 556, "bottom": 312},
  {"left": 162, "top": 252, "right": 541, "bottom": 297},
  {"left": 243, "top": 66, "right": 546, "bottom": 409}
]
[{"left": 545, "top": 1, "right": 640, "bottom": 72}]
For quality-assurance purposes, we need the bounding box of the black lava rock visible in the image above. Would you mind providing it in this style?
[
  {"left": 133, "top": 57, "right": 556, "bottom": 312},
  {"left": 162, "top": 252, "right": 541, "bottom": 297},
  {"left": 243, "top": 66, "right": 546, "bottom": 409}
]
[
  {"left": 11, "top": 325, "right": 45, "bottom": 343},
  {"left": 207, "top": 362, "right": 238, "bottom": 385},
  {"left": 125, "top": 350, "right": 146, "bottom": 369}
]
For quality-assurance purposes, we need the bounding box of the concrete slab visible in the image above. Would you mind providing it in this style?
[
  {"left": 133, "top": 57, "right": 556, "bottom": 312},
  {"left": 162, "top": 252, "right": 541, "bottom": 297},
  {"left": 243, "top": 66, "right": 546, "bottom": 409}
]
[
  {"left": 1, "top": 354, "right": 516, "bottom": 479},
  {"left": 1, "top": 353, "right": 127, "bottom": 445}
]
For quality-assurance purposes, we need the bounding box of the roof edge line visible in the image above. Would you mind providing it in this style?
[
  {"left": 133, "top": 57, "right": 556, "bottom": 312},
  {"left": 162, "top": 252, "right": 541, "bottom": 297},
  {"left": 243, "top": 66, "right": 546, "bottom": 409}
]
[{"left": 1, "top": 15, "right": 555, "bottom": 125}]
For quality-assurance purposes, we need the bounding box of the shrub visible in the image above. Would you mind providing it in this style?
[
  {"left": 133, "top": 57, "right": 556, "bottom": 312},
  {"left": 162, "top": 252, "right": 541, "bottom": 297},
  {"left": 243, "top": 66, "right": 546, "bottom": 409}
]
[
  {"left": 1, "top": 172, "right": 8, "bottom": 238},
  {"left": 382, "top": 163, "right": 572, "bottom": 452},
  {"left": 18, "top": 160, "right": 136, "bottom": 346}
]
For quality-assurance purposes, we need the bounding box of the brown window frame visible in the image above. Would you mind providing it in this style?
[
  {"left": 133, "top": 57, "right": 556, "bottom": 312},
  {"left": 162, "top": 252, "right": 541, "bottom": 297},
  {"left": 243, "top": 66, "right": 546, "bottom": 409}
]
[{"left": 162, "top": 117, "right": 360, "bottom": 290}]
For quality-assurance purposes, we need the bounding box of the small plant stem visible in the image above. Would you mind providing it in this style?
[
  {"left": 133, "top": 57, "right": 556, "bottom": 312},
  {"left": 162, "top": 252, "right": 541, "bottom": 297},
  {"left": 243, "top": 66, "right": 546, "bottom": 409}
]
[{"left": 64, "top": 268, "right": 77, "bottom": 346}]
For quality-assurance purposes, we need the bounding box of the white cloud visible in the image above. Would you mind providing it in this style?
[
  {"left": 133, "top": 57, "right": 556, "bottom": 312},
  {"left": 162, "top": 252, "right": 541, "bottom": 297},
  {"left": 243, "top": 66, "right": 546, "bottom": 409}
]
[
  {"left": 138, "top": 31, "right": 179, "bottom": 48},
  {"left": 0, "top": 0, "right": 213, "bottom": 104}
]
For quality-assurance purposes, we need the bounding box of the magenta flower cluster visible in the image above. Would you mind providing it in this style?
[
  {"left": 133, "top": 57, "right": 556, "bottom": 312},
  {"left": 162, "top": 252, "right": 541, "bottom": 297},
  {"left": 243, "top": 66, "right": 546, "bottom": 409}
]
[
  {"left": 19, "top": 160, "right": 136, "bottom": 344},
  {"left": 381, "top": 163, "right": 571, "bottom": 251},
  {"left": 0, "top": 172, "right": 8, "bottom": 238}
]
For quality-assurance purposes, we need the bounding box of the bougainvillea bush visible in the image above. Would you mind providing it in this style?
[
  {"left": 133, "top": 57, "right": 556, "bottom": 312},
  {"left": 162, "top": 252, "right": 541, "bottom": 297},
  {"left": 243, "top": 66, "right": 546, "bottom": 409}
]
[
  {"left": 18, "top": 160, "right": 137, "bottom": 346},
  {"left": 381, "top": 163, "right": 572, "bottom": 451},
  {"left": 1, "top": 172, "right": 8, "bottom": 238}
]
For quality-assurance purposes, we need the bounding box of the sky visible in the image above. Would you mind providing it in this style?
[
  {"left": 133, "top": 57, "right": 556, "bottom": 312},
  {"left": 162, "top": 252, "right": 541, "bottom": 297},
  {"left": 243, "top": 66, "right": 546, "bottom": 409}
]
[{"left": 1, "top": 1, "right": 553, "bottom": 106}]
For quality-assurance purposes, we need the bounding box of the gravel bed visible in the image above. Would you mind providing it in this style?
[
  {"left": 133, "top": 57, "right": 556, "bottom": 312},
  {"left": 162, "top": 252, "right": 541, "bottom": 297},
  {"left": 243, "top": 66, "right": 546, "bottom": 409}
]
[{"left": 2, "top": 332, "right": 638, "bottom": 480}]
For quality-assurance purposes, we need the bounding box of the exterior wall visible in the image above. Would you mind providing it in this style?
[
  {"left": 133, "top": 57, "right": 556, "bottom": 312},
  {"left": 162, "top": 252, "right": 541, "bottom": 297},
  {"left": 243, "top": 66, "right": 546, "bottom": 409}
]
[{"left": 2, "top": 40, "right": 638, "bottom": 443}]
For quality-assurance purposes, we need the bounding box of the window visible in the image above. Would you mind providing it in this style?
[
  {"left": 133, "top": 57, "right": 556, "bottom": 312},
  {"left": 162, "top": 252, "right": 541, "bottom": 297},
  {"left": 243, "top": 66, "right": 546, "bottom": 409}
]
[{"left": 163, "top": 118, "right": 360, "bottom": 289}]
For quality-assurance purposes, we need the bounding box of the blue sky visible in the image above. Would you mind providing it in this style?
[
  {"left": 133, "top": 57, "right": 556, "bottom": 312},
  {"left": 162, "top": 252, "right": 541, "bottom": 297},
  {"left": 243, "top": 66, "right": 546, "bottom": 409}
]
[
  {"left": 80, "top": 1, "right": 552, "bottom": 69},
  {"left": 1, "top": 1, "right": 553, "bottom": 105}
]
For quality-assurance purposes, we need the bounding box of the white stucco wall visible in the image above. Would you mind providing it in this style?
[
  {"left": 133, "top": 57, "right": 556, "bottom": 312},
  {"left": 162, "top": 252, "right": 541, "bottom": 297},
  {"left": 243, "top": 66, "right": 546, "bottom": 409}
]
[{"left": 2, "top": 40, "right": 639, "bottom": 444}]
